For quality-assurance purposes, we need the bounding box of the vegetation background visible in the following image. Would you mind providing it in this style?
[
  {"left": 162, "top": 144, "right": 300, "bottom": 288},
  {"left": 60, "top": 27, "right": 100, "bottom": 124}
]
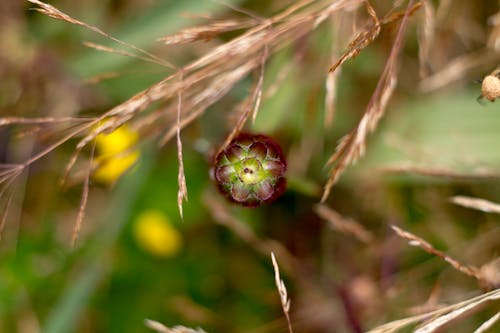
[{"left": 0, "top": 0, "right": 499, "bottom": 332}]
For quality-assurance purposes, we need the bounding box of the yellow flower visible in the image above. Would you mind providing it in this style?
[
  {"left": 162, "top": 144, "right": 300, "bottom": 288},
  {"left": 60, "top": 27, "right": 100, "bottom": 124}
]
[
  {"left": 93, "top": 124, "right": 139, "bottom": 185},
  {"left": 133, "top": 210, "right": 182, "bottom": 257},
  {"left": 96, "top": 124, "right": 138, "bottom": 156},
  {"left": 94, "top": 151, "right": 139, "bottom": 184}
]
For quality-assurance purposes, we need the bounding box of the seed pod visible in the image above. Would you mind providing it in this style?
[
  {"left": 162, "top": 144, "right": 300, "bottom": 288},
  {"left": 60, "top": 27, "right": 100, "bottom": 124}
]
[
  {"left": 479, "top": 68, "right": 500, "bottom": 102},
  {"left": 213, "top": 133, "right": 287, "bottom": 207}
]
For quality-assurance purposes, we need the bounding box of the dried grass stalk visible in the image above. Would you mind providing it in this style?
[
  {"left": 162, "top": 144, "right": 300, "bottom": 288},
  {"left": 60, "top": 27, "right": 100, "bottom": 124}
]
[
  {"left": 473, "top": 311, "right": 500, "bottom": 333},
  {"left": 487, "top": 10, "right": 500, "bottom": 51},
  {"left": 450, "top": 196, "right": 500, "bottom": 214},
  {"left": 159, "top": 61, "right": 258, "bottom": 146},
  {"left": 71, "top": 141, "right": 95, "bottom": 247},
  {"left": 328, "top": 1, "right": 381, "bottom": 74},
  {"left": 23, "top": 0, "right": 369, "bottom": 219},
  {"left": 82, "top": 42, "right": 169, "bottom": 67},
  {"left": 271, "top": 252, "right": 293, "bottom": 333},
  {"left": 419, "top": 50, "right": 500, "bottom": 92},
  {"left": 0, "top": 117, "right": 90, "bottom": 126},
  {"left": 0, "top": 193, "right": 13, "bottom": 239},
  {"left": 321, "top": 0, "right": 417, "bottom": 203},
  {"left": 216, "top": 47, "right": 268, "bottom": 156},
  {"left": 380, "top": 164, "right": 500, "bottom": 180},
  {"left": 367, "top": 288, "right": 500, "bottom": 333},
  {"left": 417, "top": 0, "right": 436, "bottom": 78},
  {"left": 28, "top": 0, "right": 174, "bottom": 68},
  {"left": 328, "top": 1, "right": 421, "bottom": 74},
  {"left": 314, "top": 204, "right": 374, "bottom": 243},
  {"left": 325, "top": 62, "right": 342, "bottom": 128},
  {"left": 390, "top": 225, "right": 483, "bottom": 283},
  {"left": 176, "top": 74, "right": 188, "bottom": 220},
  {"left": 414, "top": 295, "right": 499, "bottom": 333},
  {"left": 324, "top": 10, "right": 346, "bottom": 128},
  {"left": 144, "top": 319, "right": 207, "bottom": 333},
  {"left": 158, "top": 19, "right": 258, "bottom": 45}
]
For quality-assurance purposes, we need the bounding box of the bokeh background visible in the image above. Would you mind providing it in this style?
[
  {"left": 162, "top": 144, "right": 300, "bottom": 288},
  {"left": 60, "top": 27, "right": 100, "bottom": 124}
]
[{"left": 0, "top": 1, "right": 499, "bottom": 333}]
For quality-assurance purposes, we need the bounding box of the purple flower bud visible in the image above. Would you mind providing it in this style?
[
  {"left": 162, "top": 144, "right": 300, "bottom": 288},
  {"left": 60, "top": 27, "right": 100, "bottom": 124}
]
[{"left": 213, "top": 133, "right": 287, "bottom": 207}]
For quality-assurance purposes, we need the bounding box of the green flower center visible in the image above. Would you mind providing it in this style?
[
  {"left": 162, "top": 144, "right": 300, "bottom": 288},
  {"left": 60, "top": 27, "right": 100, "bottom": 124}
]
[{"left": 236, "top": 157, "right": 264, "bottom": 185}]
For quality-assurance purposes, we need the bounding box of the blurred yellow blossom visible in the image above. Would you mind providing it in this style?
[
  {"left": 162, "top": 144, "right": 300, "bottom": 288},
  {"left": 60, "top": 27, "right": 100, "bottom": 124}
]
[
  {"left": 93, "top": 124, "right": 139, "bottom": 185},
  {"left": 133, "top": 210, "right": 182, "bottom": 257}
]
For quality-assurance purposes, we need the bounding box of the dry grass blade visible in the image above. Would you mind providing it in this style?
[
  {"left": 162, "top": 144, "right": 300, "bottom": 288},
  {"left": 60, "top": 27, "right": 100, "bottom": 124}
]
[
  {"left": 27, "top": 0, "right": 389, "bottom": 234},
  {"left": 417, "top": 0, "right": 436, "bottom": 78},
  {"left": 20, "top": 121, "right": 97, "bottom": 179},
  {"left": 488, "top": 10, "right": 500, "bottom": 51},
  {"left": 145, "top": 320, "right": 170, "bottom": 333},
  {"left": 0, "top": 165, "right": 23, "bottom": 185},
  {"left": 380, "top": 164, "right": 500, "bottom": 180},
  {"left": 419, "top": 50, "right": 499, "bottom": 92},
  {"left": 271, "top": 252, "right": 293, "bottom": 333},
  {"left": 216, "top": 47, "right": 268, "bottom": 155},
  {"left": 474, "top": 311, "right": 500, "bottom": 333},
  {"left": 144, "top": 319, "right": 207, "bottom": 333},
  {"left": 158, "top": 108, "right": 206, "bottom": 146},
  {"left": 0, "top": 166, "right": 24, "bottom": 239},
  {"left": 325, "top": 72, "right": 340, "bottom": 124},
  {"left": 214, "top": 0, "right": 265, "bottom": 21},
  {"left": 450, "top": 196, "right": 500, "bottom": 214},
  {"left": 325, "top": 62, "right": 341, "bottom": 128},
  {"left": 327, "top": 1, "right": 421, "bottom": 74},
  {"left": 328, "top": 1, "right": 381, "bottom": 74},
  {"left": 321, "top": 0, "right": 416, "bottom": 203},
  {"left": 415, "top": 296, "right": 499, "bottom": 333},
  {"left": 182, "top": 0, "right": 362, "bottom": 72},
  {"left": 28, "top": 0, "right": 175, "bottom": 69},
  {"left": 0, "top": 117, "right": 91, "bottom": 127},
  {"left": 56, "top": 0, "right": 364, "bottom": 155},
  {"left": 160, "top": 61, "right": 258, "bottom": 146},
  {"left": 314, "top": 204, "right": 374, "bottom": 243},
  {"left": 251, "top": 44, "right": 267, "bottom": 123},
  {"left": 85, "top": 71, "right": 128, "bottom": 84},
  {"left": 324, "top": 11, "right": 344, "bottom": 128},
  {"left": 265, "top": 60, "right": 295, "bottom": 99},
  {"left": 71, "top": 141, "right": 95, "bottom": 247},
  {"left": 60, "top": 145, "right": 86, "bottom": 187},
  {"left": 390, "top": 225, "right": 483, "bottom": 282},
  {"left": 158, "top": 19, "right": 258, "bottom": 45},
  {"left": 0, "top": 191, "right": 14, "bottom": 239},
  {"left": 367, "top": 288, "right": 500, "bottom": 333},
  {"left": 83, "top": 42, "right": 170, "bottom": 68},
  {"left": 176, "top": 73, "right": 188, "bottom": 220},
  {"left": 380, "top": 2, "right": 422, "bottom": 25}
]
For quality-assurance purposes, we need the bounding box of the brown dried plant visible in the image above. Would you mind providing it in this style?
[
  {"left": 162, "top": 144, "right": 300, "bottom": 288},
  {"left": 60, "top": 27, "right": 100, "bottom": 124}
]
[
  {"left": 314, "top": 203, "right": 374, "bottom": 243},
  {"left": 450, "top": 195, "right": 500, "bottom": 214},
  {"left": 271, "top": 252, "right": 294, "bottom": 333},
  {"left": 391, "top": 225, "right": 496, "bottom": 290},
  {"left": 0, "top": 0, "right": 427, "bottom": 238},
  {"left": 144, "top": 319, "right": 207, "bottom": 333},
  {"left": 3, "top": 0, "right": 378, "bottom": 241},
  {"left": 367, "top": 288, "right": 500, "bottom": 333},
  {"left": 321, "top": 0, "right": 418, "bottom": 202},
  {"left": 418, "top": 1, "right": 500, "bottom": 92}
]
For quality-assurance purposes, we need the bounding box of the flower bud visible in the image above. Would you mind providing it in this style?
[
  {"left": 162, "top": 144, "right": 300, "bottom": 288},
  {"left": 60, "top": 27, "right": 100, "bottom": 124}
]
[{"left": 213, "top": 134, "right": 286, "bottom": 206}]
